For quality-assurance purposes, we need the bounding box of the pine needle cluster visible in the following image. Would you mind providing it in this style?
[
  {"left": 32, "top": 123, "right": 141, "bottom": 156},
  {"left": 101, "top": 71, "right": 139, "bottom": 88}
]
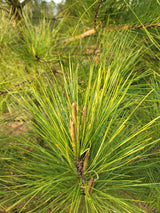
[{"left": 0, "top": 1, "right": 160, "bottom": 212}]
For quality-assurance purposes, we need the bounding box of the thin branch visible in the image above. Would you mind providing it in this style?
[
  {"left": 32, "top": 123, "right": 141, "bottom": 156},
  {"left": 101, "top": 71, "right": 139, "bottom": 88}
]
[
  {"left": 107, "top": 22, "right": 160, "bottom": 30},
  {"left": 0, "top": 67, "right": 63, "bottom": 96},
  {"left": 61, "top": 22, "right": 160, "bottom": 44},
  {"left": 93, "top": 0, "right": 102, "bottom": 30},
  {"left": 61, "top": 28, "right": 96, "bottom": 43},
  {"left": 0, "top": 79, "right": 28, "bottom": 96}
]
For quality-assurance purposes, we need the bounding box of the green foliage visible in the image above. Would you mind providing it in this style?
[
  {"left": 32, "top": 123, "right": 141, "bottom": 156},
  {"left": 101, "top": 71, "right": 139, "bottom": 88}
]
[
  {"left": 63, "top": 0, "right": 160, "bottom": 26},
  {"left": 15, "top": 17, "right": 59, "bottom": 62},
  {"left": 0, "top": 1, "right": 160, "bottom": 212},
  {"left": 99, "top": 0, "right": 160, "bottom": 25}
]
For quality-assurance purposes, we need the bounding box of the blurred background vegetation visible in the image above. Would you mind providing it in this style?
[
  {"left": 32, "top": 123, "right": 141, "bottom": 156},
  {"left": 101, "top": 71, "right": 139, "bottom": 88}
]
[{"left": 0, "top": 0, "right": 160, "bottom": 212}]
